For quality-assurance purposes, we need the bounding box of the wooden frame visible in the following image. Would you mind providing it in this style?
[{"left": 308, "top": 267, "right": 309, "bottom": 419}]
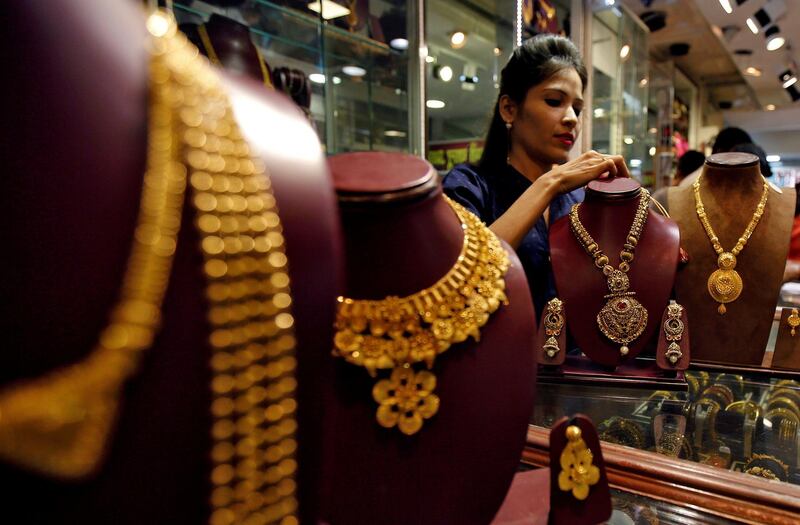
[{"left": 523, "top": 425, "right": 800, "bottom": 524}]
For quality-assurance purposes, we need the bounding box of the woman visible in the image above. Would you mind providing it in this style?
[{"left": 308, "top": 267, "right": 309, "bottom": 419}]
[{"left": 443, "top": 34, "right": 629, "bottom": 315}]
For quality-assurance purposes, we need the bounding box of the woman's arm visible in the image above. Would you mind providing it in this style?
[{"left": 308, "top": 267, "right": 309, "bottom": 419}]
[{"left": 490, "top": 151, "right": 629, "bottom": 249}]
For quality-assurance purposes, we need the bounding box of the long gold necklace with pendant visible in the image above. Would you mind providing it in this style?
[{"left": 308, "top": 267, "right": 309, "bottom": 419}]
[
  {"left": 693, "top": 173, "right": 769, "bottom": 315},
  {"left": 569, "top": 190, "right": 650, "bottom": 356}
]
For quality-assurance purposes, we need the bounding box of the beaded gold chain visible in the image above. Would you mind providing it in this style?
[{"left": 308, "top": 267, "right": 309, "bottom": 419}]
[
  {"left": 693, "top": 173, "right": 769, "bottom": 315},
  {"left": 0, "top": 13, "right": 299, "bottom": 525},
  {"left": 569, "top": 190, "right": 650, "bottom": 356},
  {"left": 333, "top": 196, "right": 510, "bottom": 435}
]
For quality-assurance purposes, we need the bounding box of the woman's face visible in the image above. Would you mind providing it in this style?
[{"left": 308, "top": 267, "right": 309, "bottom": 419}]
[{"left": 502, "top": 67, "right": 584, "bottom": 166}]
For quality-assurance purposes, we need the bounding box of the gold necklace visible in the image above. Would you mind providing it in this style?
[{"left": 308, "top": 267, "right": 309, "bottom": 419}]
[
  {"left": 333, "top": 196, "right": 510, "bottom": 435},
  {"left": 693, "top": 173, "right": 769, "bottom": 315},
  {"left": 0, "top": 13, "right": 298, "bottom": 524},
  {"left": 197, "top": 23, "right": 274, "bottom": 89},
  {"left": 569, "top": 190, "right": 650, "bottom": 356}
]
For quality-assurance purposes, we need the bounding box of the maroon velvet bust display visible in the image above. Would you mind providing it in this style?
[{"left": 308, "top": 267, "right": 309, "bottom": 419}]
[
  {"left": 321, "top": 152, "right": 538, "bottom": 525},
  {"left": 550, "top": 178, "right": 680, "bottom": 367},
  {"left": 1, "top": 2, "right": 340, "bottom": 523}
]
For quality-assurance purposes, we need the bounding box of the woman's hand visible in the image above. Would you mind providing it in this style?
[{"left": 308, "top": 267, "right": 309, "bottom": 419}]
[{"left": 540, "top": 150, "right": 631, "bottom": 197}]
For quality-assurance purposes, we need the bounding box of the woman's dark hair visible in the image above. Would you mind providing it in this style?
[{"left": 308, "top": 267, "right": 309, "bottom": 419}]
[
  {"left": 479, "top": 34, "right": 587, "bottom": 172},
  {"left": 730, "top": 142, "right": 772, "bottom": 178},
  {"left": 711, "top": 127, "right": 752, "bottom": 154}
]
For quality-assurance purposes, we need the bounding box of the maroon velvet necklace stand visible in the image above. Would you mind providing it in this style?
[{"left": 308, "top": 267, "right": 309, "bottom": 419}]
[{"left": 542, "top": 178, "right": 689, "bottom": 391}]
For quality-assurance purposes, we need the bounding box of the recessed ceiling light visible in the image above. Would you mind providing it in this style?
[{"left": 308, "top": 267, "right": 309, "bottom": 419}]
[
  {"left": 767, "top": 155, "right": 781, "bottom": 163},
  {"left": 594, "top": 108, "right": 606, "bottom": 118},
  {"left": 425, "top": 55, "right": 435, "bottom": 63},
  {"left": 766, "top": 104, "right": 776, "bottom": 111},
  {"left": 307, "top": 0, "right": 351, "bottom": 20},
  {"left": 623, "top": 136, "right": 634, "bottom": 145},
  {"left": 639, "top": 78, "right": 648, "bottom": 87},
  {"left": 389, "top": 38, "right": 409, "bottom": 50},
  {"left": 718, "top": 0, "right": 733, "bottom": 14},
  {"left": 745, "top": 67, "right": 762, "bottom": 77},
  {"left": 746, "top": 18, "right": 759, "bottom": 34},
  {"left": 649, "top": 146, "right": 657, "bottom": 156},
  {"left": 619, "top": 44, "right": 631, "bottom": 59},
  {"left": 629, "top": 159, "right": 642, "bottom": 168},
  {"left": 332, "top": 76, "right": 342, "bottom": 85},
  {"left": 384, "top": 130, "right": 407, "bottom": 138},
  {"left": 309, "top": 73, "right": 326, "bottom": 84},
  {"left": 434, "top": 65, "right": 453, "bottom": 82},
  {"left": 493, "top": 47, "right": 502, "bottom": 56},
  {"left": 342, "top": 65, "right": 367, "bottom": 77},
  {"left": 426, "top": 99, "right": 446, "bottom": 109},
  {"left": 450, "top": 31, "right": 466, "bottom": 48},
  {"left": 783, "top": 77, "right": 798, "bottom": 89}
]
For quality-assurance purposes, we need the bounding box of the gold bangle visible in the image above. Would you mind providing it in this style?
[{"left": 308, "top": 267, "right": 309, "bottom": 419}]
[
  {"left": 726, "top": 400, "right": 761, "bottom": 419},
  {"left": 687, "top": 375, "right": 700, "bottom": 399},
  {"left": 715, "top": 373, "right": 745, "bottom": 397},
  {"left": 771, "top": 388, "right": 800, "bottom": 407},
  {"left": 767, "top": 398, "right": 800, "bottom": 421},
  {"left": 744, "top": 454, "right": 789, "bottom": 481},
  {"left": 765, "top": 407, "right": 800, "bottom": 426},
  {"left": 776, "top": 379, "right": 800, "bottom": 390}
]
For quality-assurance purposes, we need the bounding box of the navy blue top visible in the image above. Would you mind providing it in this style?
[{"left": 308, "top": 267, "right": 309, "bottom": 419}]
[{"left": 442, "top": 163, "right": 584, "bottom": 316}]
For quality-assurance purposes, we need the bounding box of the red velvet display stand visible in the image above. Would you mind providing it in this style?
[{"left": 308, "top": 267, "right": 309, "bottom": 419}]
[
  {"left": 492, "top": 415, "right": 611, "bottom": 525},
  {"left": 321, "top": 152, "right": 537, "bottom": 525},
  {"left": 1, "top": 2, "right": 341, "bottom": 523},
  {"left": 546, "top": 179, "right": 686, "bottom": 385}
]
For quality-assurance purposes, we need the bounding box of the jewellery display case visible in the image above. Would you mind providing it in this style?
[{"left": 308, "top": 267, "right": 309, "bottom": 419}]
[
  {"left": 528, "top": 367, "right": 800, "bottom": 523},
  {"left": 174, "top": 0, "right": 416, "bottom": 154}
]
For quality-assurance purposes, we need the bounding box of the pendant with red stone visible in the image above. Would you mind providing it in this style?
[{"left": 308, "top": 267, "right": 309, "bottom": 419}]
[{"left": 597, "top": 269, "right": 648, "bottom": 357}]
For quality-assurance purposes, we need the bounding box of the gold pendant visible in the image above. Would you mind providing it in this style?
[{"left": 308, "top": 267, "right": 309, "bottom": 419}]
[
  {"left": 597, "top": 269, "right": 648, "bottom": 356},
  {"left": 788, "top": 308, "right": 800, "bottom": 337},
  {"left": 707, "top": 252, "right": 743, "bottom": 315},
  {"left": 558, "top": 425, "right": 600, "bottom": 501}
]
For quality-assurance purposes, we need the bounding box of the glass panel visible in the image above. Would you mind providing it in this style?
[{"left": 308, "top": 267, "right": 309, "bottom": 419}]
[
  {"left": 425, "top": 0, "right": 517, "bottom": 172},
  {"left": 532, "top": 369, "right": 800, "bottom": 487},
  {"left": 173, "top": 0, "right": 414, "bottom": 154}
]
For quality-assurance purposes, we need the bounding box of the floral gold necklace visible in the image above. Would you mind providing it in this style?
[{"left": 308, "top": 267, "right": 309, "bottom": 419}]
[
  {"left": 333, "top": 196, "right": 510, "bottom": 435},
  {"left": 693, "top": 173, "right": 769, "bottom": 315},
  {"left": 569, "top": 190, "right": 650, "bottom": 356}
]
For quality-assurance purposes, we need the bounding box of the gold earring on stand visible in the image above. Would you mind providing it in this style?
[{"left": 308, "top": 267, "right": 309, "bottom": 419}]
[
  {"left": 543, "top": 298, "right": 564, "bottom": 358},
  {"left": 663, "top": 300, "right": 684, "bottom": 365},
  {"left": 788, "top": 308, "right": 800, "bottom": 337},
  {"left": 558, "top": 425, "right": 600, "bottom": 501}
]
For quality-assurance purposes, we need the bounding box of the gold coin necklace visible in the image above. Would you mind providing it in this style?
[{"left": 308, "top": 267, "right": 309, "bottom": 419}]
[
  {"left": 569, "top": 189, "right": 650, "bottom": 356},
  {"left": 693, "top": 173, "right": 769, "bottom": 315}
]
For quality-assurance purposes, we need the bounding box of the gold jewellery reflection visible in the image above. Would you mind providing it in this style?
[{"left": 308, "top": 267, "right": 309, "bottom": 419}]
[
  {"left": 558, "top": 425, "right": 600, "bottom": 501},
  {"left": 543, "top": 297, "right": 564, "bottom": 358},
  {"left": 662, "top": 300, "right": 684, "bottom": 365},
  {"left": 788, "top": 308, "right": 800, "bottom": 337}
]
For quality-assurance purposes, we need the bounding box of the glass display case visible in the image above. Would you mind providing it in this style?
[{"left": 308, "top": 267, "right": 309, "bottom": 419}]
[
  {"left": 590, "top": 4, "right": 649, "bottom": 182},
  {"left": 174, "top": 0, "right": 417, "bottom": 154}
]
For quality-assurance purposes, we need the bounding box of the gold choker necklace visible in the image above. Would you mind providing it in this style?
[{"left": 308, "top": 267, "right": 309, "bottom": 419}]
[
  {"left": 569, "top": 190, "right": 650, "bottom": 356},
  {"left": 333, "top": 196, "right": 510, "bottom": 435},
  {"left": 693, "top": 174, "right": 769, "bottom": 315}
]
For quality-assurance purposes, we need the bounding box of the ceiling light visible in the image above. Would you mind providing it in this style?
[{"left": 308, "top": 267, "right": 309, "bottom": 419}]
[
  {"left": 619, "top": 44, "right": 631, "bottom": 59},
  {"left": 332, "top": 76, "right": 342, "bottom": 85},
  {"left": 434, "top": 65, "right": 453, "bottom": 82},
  {"left": 450, "top": 31, "right": 466, "bottom": 49},
  {"left": 309, "top": 73, "right": 326, "bottom": 84},
  {"left": 766, "top": 26, "right": 785, "bottom": 51},
  {"left": 719, "top": 0, "right": 733, "bottom": 14},
  {"left": 746, "top": 18, "right": 759, "bottom": 34},
  {"left": 639, "top": 77, "right": 648, "bottom": 87},
  {"left": 426, "top": 100, "right": 446, "bottom": 109},
  {"left": 649, "top": 146, "right": 657, "bottom": 156},
  {"left": 307, "top": 0, "right": 351, "bottom": 20},
  {"left": 342, "top": 65, "right": 367, "bottom": 77},
  {"left": 384, "top": 130, "right": 407, "bottom": 138},
  {"left": 745, "top": 66, "right": 762, "bottom": 77},
  {"left": 623, "top": 136, "right": 634, "bottom": 145},
  {"left": 594, "top": 108, "right": 606, "bottom": 118},
  {"left": 766, "top": 104, "right": 776, "bottom": 110},
  {"left": 629, "top": 159, "right": 642, "bottom": 168},
  {"left": 767, "top": 155, "right": 781, "bottom": 162},
  {"left": 493, "top": 47, "right": 502, "bottom": 56},
  {"left": 389, "top": 38, "right": 409, "bottom": 50},
  {"left": 425, "top": 55, "right": 435, "bottom": 63},
  {"left": 648, "top": 127, "right": 657, "bottom": 134},
  {"left": 783, "top": 77, "right": 798, "bottom": 89}
]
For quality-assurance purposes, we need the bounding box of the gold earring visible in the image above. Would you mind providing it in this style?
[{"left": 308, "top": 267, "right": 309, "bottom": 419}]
[
  {"left": 788, "top": 308, "right": 800, "bottom": 337},
  {"left": 558, "top": 425, "right": 600, "bottom": 501},
  {"left": 663, "top": 301, "right": 684, "bottom": 365},
  {"left": 543, "top": 298, "right": 564, "bottom": 358}
]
